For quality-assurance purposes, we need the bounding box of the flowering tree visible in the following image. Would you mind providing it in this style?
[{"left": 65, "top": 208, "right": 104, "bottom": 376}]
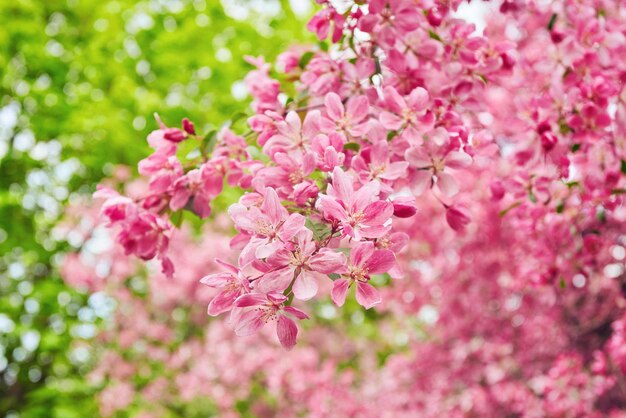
[{"left": 64, "top": 0, "right": 626, "bottom": 415}]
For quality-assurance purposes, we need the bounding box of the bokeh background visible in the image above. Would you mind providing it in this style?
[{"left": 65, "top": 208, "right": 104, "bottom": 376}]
[{"left": 0, "top": 1, "right": 313, "bottom": 416}]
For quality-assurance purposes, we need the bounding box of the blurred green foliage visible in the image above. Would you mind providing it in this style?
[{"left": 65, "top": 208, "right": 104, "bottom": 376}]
[{"left": 0, "top": 0, "right": 311, "bottom": 416}]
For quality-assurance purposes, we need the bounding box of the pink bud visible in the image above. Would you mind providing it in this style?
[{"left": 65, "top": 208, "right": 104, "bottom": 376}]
[
  {"left": 540, "top": 132, "right": 558, "bottom": 152},
  {"left": 446, "top": 206, "right": 471, "bottom": 232},
  {"left": 536, "top": 121, "right": 551, "bottom": 134},
  {"left": 500, "top": 52, "right": 516, "bottom": 70},
  {"left": 427, "top": 8, "right": 443, "bottom": 27},
  {"left": 392, "top": 196, "right": 418, "bottom": 218},
  {"left": 163, "top": 128, "right": 187, "bottom": 143},
  {"left": 490, "top": 181, "right": 505, "bottom": 200},
  {"left": 182, "top": 118, "right": 196, "bottom": 135},
  {"left": 550, "top": 30, "right": 565, "bottom": 44}
]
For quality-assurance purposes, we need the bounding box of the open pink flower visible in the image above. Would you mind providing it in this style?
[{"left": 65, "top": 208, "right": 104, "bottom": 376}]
[
  {"left": 200, "top": 260, "right": 254, "bottom": 316},
  {"left": 306, "top": 8, "right": 345, "bottom": 43},
  {"left": 317, "top": 167, "right": 393, "bottom": 240},
  {"left": 229, "top": 187, "right": 305, "bottom": 262},
  {"left": 234, "top": 291, "right": 308, "bottom": 350},
  {"left": 254, "top": 151, "right": 316, "bottom": 199},
  {"left": 351, "top": 140, "right": 409, "bottom": 184},
  {"left": 320, "top": 92, "right": 370, "bottom": 138},
  {"left": 331, "top": 241, "right": 395, "bottom": 309},
  {"left": 380, "top": 86, "right": 432, "bottom": 137},
  {"left": 169, "top": 165, "right": 223, "bottom": 218},
  {"left": 257, "top": 229, "right": 348, "bottom": 300},
  {"left": 405, "top": 128, "right": 472, "bottom": 197},
  {"left": 263, "top": 110, "right": 321, "bottom": 155}
]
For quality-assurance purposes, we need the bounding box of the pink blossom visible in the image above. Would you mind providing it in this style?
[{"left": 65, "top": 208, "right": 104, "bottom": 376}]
[
  {"left": 229, "top": 187, "right": 305, "bottom": 262},
  {"left": 331, "top": 241, "right": 395, "bottom": 309},
  {"left": 405, "top": 128, "right": 472, "bottom": 197},
  {"left": 320, "top": 93, "right": 370, "bottom": 138},
  {"left": 317, "top": 167, "right": 393, "bottom": 240},
  {"left": 200, "top": 260, "right": 253, "bottom": 316},
  {"left": 380, "top": 86, "right": 432, "bottom": 137},
  {"left": 258, "top": 229, "right": 348, "bottom": 300},
  {"left": 234, "top": 291, "right": 308, "bottom": 350}
]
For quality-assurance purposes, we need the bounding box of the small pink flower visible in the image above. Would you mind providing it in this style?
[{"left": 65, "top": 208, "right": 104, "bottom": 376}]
[
  {"left": 317, "top": 167, "right": 393, "bottom": 240},
  {"left": 352, "top": 141, "right": 409, "bottom": 185},
  {"left": 200, "top": 260, "right": 253, "bottom": 316},
  {"left": 234, "top": 291, "right": 308, "bottom": 350},
  {"left": 306, "top": 8, "right": 345, "bottom": 43},
  {"left": 320, "top": 92, "right": 370, "bottom": 138},
  {"left": 258, "top": 229, "right": 348, "bottom": 300},
  {"left": 331, "top": 241, "right": 395, "bottom": 309},
  {"left": 229, "top": 187, "right": 305, "bottom": 262},
  {"left": 380, "top": 86, "right": 431, "bottom": 136},
  {"left": 405, "top": 128, "right": 472, "bottom": 197}
]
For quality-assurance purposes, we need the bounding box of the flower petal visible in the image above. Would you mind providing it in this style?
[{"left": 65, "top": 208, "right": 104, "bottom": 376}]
[
  {"left": 355, "top": 282, "right": 381, "bottom": 309},
  {"left": 324, "top": 92, "right": 344, "bottom": 121},
  {"left": 350, "top": 241, "right": 375, "bottom": 268},
  {"left": 234, "top": 293, "right": 267, "bottom": 308},
  {"left": 445, "top": 151, "right": 472, "bottom": 169},
  {"left": 235, "top": 310, "right": 265, "bottom": 336},
  {"left": 277, "top": 315, "right": 298, "bottom": 350},
  {"left": 310, "top": 249, "right": 348, "bottom": 274},
  {"left": 278, "top": 213, "right": 306, "bottom": 242},
  {"left": 293, "top": 271, "right": 319, "bottom": 300},
  {"left": 364, "top": 249, "right": 396, "bottom": 274},
  {"left": 436, "top": 172, "right": 460, "bottom": 197},
  {"left": 207, "top": 290, "right": 238, "bottom": 316},
  {"left": 331, "top": 279, "right": 350, "bottom": 307}
]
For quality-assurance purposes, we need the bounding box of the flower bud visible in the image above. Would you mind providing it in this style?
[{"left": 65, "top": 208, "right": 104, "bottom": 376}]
[
  {"left": 163, "top": 128, "right": 187, "bottom": 143},
  {"left": 446, "top": 205, "right": 471, "bottom": 232},
  {"left": 182, "top": 118, "right": 196, "bottom": 135},
  {"left": 392, "top": 196, "right": 418, "bottom": 218}
]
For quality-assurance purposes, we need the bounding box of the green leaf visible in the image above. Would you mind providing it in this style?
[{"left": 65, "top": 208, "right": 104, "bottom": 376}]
[
  {"left": 298, "top": 51, "right": 315, "bottom": 69},
  {"left": 620, "top": 159, "right": 626, "bottom": 175},
  {"left": 556, "top": 202, "right": 564, "bottom": 214},
  {"left": 571, "top": 143, "right": 581, "bottom": 153},
  {"left": 343, "top": 142, "right": 361, "bottom": 152},
  {"left": 201, "top": 129, "right": 218, "bottom": 158},
  {"left": 305, "top": 219, "right": 331, "bottom": 241},
  {"left": 428, "top": 30, "right": 442, "bottom": 42},
  {"left": 547, "top": 13, "right": 558, "bottom": 30},
  {"left": 171, "top": 210, "right": 184, "bottom": 228}
]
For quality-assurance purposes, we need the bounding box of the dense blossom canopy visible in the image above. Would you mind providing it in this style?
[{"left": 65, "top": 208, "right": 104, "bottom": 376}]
[{"left": 62, "top": 0, "right": 626, "bottom": 416}]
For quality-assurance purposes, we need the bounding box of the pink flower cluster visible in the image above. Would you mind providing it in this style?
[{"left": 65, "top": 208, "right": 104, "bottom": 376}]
[{"left": 94, "top": 0, "right": 626, "bottom": 361}]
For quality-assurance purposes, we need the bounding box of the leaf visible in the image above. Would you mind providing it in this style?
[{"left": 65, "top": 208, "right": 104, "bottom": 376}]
[
  {"left": 428, "top": 30, "right": 442, "bottom": 42},
  {"left": 571, "top": 143, "right": 581, "bottom": 153},
  {"left": 547, "top": 13, "right": 558, "bottom": 30},
  {"left": 171, "top": 210, "right": 184, "bottom": 228},
  {"left": 343, "top": 142, "right": 360, "bottom": 152},
  {"left": 201, "top": 129, "right": 218, "bottom": 158},
  {"left": 299, "top": 51, "right": 315, "bottom": 69},
  {"left": 621, "top": 159, "right": 626, "bottom": 175},
  {"left": 305, "top": 219, "right": 331, "bottom": 241}
]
